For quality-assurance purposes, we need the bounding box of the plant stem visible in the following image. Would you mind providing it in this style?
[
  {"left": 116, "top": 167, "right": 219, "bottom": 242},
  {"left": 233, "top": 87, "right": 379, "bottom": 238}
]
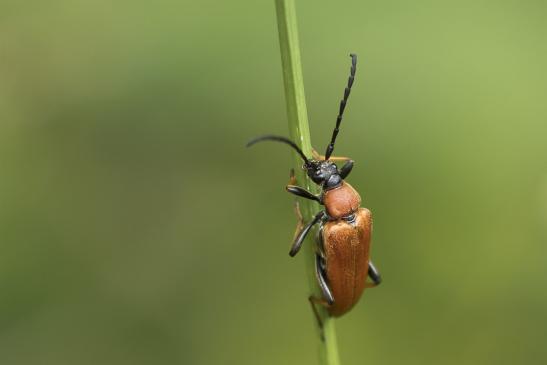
[{"left": 274, "top": 1, "right": 341, "bottom": 364}]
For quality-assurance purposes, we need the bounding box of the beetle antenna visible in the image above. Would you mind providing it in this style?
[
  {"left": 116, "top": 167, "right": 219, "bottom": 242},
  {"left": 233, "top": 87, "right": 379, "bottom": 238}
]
[
  {"left": 324, "top": 53, "right": 357, "bottom": 160},
  {"left": 246, "top": 135, "right": 310, "bottom": 165}
]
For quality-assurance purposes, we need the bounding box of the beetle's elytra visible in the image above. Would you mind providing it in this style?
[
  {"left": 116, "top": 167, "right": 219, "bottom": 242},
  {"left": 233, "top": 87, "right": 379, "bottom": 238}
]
[{"left": 247, "top": 54, "right": 381, "bottom": 325}]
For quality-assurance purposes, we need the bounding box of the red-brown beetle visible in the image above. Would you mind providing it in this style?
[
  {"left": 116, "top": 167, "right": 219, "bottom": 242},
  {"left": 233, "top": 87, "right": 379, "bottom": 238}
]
[{"left": 247, "top": 54, "right": 381, "bottom": 325}]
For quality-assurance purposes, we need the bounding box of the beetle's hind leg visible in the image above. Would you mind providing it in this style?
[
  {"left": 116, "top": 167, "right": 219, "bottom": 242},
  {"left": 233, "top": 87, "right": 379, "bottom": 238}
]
[
  {"left": 314, "top": 251, "right": 334, "bottom": 304},
  {"left": 308, "top": 296, "right": 329, "bottom": 341},
  {"left": 309, "top": 253, "right": 334, "bottom": 336},
  {"left": 365, "top": 260, "right": 382, "bottom": 288}
]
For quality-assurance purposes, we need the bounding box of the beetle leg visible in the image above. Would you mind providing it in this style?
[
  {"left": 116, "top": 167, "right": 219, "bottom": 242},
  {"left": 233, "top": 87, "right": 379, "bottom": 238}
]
[
  {"left": 308, "top": 253, "right": 335, "bottom": 335},
  {"left": 312, "top": 148, "right": 351, "bottom": 162},
  {"left": 315, "top": 224, "right": 326, "bottom": 259},
  {"left": 288, "top": 168, "right": 297, "bottom": 185},
  {"left": 308, "top": 296, "right": 330, "bottom": 339},
  {"left": 292, "top": 201, "right": 305, "bottom": 242},
  {"left": 315, "top": 253, "right": 334, "bottom": 304},
  {"left": 286, "top": 185, "right": 321, "bottom": 203},
  {"left": 290, "top": 169, "right": 307, "bottom": 247},
  {"left": 311, "top": 148, "right": 322, "bottom": 160},
  {"left": 339, "top": 160, "right": 355, "bottom": 179},
  {"left": 286, "top": 169, "right": 322, "bottom": 203},
  {"left": 289, "top": 211, "right": 325, "bottom": 257},
  {"left": 365, "top": 260, "right": 382, "bottom": 288}
]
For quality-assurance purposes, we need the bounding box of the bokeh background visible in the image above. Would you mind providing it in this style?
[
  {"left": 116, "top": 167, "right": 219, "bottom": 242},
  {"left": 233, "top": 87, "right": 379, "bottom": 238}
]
[{"left": 1, "top": 0, "right": 547, "bottom": 364}]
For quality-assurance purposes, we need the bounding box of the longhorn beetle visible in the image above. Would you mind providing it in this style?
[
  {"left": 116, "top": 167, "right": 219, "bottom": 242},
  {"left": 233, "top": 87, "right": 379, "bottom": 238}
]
[{"left": 247, "top": 54, "right": 381, "bottom": 327}]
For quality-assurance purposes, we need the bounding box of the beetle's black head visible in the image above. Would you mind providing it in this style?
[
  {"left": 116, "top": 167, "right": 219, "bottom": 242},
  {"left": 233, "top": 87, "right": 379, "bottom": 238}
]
[
  {"left": 305, "top": 160, "right": 342, "bottom": 189},
  {"left": 246, "top": 135, "right": 343, "bottom": 190}
]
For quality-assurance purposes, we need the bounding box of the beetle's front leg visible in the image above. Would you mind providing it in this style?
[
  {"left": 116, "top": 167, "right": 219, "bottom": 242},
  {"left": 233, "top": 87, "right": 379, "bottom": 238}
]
[
  {"left": 339, "top": 159, "right": 354, "bottom": 179},
  {"left": 365, "top": 260, "right": 382, "bottom": 288},
  {"left": 286, "top": 185, "right": 321, "bottom": 203},
  {"left": 286, "top": 168, "right": 322, "bottom": 203},
  {"left": 312, "top": 148, "right": 351, "bottom": 162}
]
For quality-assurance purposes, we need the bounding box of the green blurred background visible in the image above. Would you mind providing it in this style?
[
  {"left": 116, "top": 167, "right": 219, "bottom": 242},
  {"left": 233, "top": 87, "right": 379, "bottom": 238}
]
[{"left": 1, "top": 0, "right": 547, "bottom": 364}]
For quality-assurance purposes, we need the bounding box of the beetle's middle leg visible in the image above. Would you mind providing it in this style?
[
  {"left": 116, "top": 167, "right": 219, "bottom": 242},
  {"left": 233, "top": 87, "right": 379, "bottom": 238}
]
[
  {"left": 289, "top": 169, "right": 305, "bottom": 238},
  {"left": 289, "top": 211, "right": 325, "bottom": 257},
  {"left": 292, "top": 200, "right": 305, "bottom": 245}
]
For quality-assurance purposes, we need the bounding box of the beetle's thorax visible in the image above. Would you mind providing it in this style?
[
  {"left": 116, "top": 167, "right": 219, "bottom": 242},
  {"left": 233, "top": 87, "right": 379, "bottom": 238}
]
[{"left": 322, "top": 181, "right": 361, "bottom": 220}]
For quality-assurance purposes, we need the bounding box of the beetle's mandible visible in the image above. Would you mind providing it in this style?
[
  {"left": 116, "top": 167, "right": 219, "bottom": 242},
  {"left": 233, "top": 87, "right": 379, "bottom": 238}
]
[{"left": 247, "top": 54, "right": 381, "bottom": 326}]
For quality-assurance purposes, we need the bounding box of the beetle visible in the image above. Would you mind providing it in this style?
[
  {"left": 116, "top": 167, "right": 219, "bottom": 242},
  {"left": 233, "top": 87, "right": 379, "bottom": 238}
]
[{"left": 247, "top": 54, "right": 381, "bottom": 326}]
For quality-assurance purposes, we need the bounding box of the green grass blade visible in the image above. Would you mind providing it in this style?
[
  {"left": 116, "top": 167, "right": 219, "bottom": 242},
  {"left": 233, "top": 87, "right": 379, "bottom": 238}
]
[{"left": 274, "top": 1, "right": 341, "bottom": 364}]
